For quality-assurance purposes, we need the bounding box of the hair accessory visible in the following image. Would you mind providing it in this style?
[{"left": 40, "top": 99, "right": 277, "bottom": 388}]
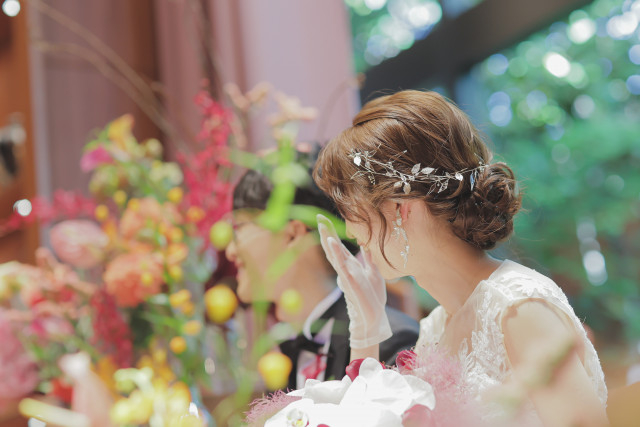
[{"left": 349, "top": 148, "right": 486, "bottom": 195}]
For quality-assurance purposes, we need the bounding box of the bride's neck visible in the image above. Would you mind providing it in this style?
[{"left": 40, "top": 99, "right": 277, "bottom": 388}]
[{"left": 411, "top": 237, "right": 502, "bottom": 316}]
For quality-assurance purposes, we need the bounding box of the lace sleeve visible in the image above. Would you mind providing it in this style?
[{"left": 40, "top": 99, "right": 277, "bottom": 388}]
[
  {"left": 416, "top": 305, "right": 446, "bottom": 349},
  {"left": 492, "top": 266, "right": 607, "bottom": 405}
]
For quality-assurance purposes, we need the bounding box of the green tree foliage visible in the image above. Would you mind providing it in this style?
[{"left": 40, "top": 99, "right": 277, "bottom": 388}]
[{"left": 458, "top": 0, "right": 640, "bottom": 340}]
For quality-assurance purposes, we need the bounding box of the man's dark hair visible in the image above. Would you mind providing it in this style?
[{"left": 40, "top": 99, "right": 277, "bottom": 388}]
[{"left": 232, "top": 145, "right": 358, "bottom": 254}]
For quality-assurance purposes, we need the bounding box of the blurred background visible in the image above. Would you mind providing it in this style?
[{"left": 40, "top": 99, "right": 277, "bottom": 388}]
[{"left": 1, "top": 0, "right": 639, "bottom": 424}]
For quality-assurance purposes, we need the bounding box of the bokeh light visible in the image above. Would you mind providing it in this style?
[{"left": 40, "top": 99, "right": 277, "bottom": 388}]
[
  {"left": 626, "top": 74, "right": 640, "bottom": 94},
  {"left": 629, "top": 44, "right": 640, "bottom": 64},
  {"left": 346, "top": 0, "right": 445, "bottom": 71},
  {"left": 12, "top": 199, "right": 32, "bottom": 217},
  {"left": 568, "top": 15, "right": 596, "bottom": 44},
  {"left": 1, "top": 0, "right": 20, "bottom": 17},
  {"left": 544, "top": 52, "right": 571, "bottom": 77}
]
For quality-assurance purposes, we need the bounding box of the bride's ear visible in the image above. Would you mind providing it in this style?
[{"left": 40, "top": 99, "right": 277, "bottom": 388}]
[{"left": 398, "top": 202, "right": 411, "bottom": 223}]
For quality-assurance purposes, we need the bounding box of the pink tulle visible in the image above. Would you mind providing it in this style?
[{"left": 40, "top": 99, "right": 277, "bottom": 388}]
[
  {"left": 244, "top": 390, "right": 302, "bottom": 427},
  {"left": 396, "top": 345, "right": 485, "bottom": 427}
]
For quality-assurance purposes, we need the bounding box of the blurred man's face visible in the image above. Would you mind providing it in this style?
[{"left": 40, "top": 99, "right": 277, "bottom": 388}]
[{"left": 225, "top": 210, "right": 290, "bottom": 304}]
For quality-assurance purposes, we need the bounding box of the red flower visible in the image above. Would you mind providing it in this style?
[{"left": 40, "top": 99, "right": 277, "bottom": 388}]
[
  {"left": 177, "top": 89, "right": 234, "bottom": 243},
  {"left": 395, "top": 349, "right": 418, "bottom": 374},
  {"left": 50, "top": 377, "right": 74, "bottom": 404},
  {"left": 345, "top": 358, "right": 385, "bottom": 381},
  {"left": 90, "top": 290, "right": 133, "bottom": 367}
]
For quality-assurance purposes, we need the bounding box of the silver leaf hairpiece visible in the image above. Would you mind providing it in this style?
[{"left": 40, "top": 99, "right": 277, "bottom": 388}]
[{"left": 349, "top": 148, "right": 486, "bottom": 195}]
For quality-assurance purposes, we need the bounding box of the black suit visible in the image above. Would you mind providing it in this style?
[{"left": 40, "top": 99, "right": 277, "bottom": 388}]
[{"left": 279, "top": 294, "right": 419, "bottom": 390}]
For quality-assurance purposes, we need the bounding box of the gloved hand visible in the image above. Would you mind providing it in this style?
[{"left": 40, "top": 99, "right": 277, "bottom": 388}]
[{"left": 317, "top": 214, "right": 392, "bottom": 349}]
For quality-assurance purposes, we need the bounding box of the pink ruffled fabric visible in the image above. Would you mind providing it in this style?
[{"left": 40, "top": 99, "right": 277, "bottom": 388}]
[{"left": 396, "top": 346, "right": 485, "bottom": 426}]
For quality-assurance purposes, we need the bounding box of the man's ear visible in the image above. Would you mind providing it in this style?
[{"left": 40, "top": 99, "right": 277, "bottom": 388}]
[{"left": 283, "top": 220, "right": 309, "bottom": 245}]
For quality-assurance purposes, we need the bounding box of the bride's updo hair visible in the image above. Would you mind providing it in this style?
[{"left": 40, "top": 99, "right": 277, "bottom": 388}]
[{"left": 313, "top": 90, "right": 521, "bottom": 258}]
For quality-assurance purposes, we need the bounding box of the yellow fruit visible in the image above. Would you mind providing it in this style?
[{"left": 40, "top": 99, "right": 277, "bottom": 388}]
[
  {"left": 170, "top": 336, "right": 187, "bottom": 354},
  {"left": 186, "top": 206, "right": 205, "bottom": 223},
  {"left": 204, "top": 284, "right": 238, "bottom": 324},
  {"left": 141, "top": 272, "right": 154, "bottom": 287},
  {"left": 145, "top": 138, "right": 163, "bottom": 158},
  {"left": 169, "top": 289, "right": 192, "bottom": 308},
  {"left": 166, "top": 243, "right": 189, "bottom": 264},
  {"left": 136, "top": 355, "right": 153, "bottom": 369},
  {"left": 113, "top": 190, "right": 127, "bottom": 206},
  {"left": 168, "top": 187, "right": 184, "bottom": 204},
  {"left": 181, "top": 301, "right": 195, "bottom": 316},
  {"left": 152, "top": 348, "right": 168, "bottom": 364},
  {"left": 128, "top": 199, "right": 140, "bottom": 211},
  {"left": 158, "top": 222, "right": 169, "bottom": 235},
  {"left": 279, "top": 289, "right": 303, "bottom": 315},
  {"left": 183, "top": 320, "right": 202, "bottom": 336},
  {"left": 209, "top": 221, "right": 233, "bottom": 250},
  {"left": 258, "top": 352, "right": 293, "bottom": 390},
  {"left": 176, "top": 414, "right": 206, "bottom": 427},
  {"left": 168, "top": 265, "right": 184, "bottom": 282},
  {"left": 94, "top": 205, "right": 109, "bottom": 222},
  {"left": 169, "top": 227, "right": 184, "bottom": 243}
]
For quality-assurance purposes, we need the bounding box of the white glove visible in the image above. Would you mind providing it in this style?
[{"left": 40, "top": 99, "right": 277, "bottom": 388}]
[{"left": 317, "top": 214, "right": 392, "bottom": 349}]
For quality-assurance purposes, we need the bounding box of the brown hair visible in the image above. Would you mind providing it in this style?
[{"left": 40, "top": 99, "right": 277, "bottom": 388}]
[{"left": 313, "top": 90, "right": 521, "bottom": 265}]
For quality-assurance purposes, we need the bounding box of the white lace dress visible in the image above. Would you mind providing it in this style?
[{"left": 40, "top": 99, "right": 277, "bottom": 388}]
[{"left": 415, "top": 259, "right": 607, "bottom": 425}]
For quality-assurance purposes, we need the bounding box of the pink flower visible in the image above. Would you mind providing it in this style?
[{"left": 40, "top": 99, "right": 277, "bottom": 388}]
[
  {"left": 401, "top": 404, "right": 434, "bottom": 427},
  {"left": 81, "top": 146, "right": 113, "bottom": 172},
  {"left": 29, "top": 314, "right": 75, "bottom": 339},
  {"left": 50, "top": 220, "right": 108, "bottom": 269},
  {"left": 395, "top": 349, "right": 417, "bottom": 374},
  {"left": 0, "top": 310, "right": 39, "bottom": 403}
]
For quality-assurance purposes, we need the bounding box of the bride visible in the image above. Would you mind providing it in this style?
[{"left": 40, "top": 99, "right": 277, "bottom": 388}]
[{"left": 312, "top": 90, "right": 608, "bottom": 426}]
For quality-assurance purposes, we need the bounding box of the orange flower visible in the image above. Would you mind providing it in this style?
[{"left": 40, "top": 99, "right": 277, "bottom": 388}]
[
  {"left": 103, "top": 253, "right": 163, "bottom": 307},
  {"left": 119, "top": 197, "right": 182, "bottom": 241}
]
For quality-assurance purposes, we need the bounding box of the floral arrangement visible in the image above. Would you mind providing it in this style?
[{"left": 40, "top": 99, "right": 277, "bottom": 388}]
[
  {"left": 0, "top": 82, "right": 335, "bottom": 426},
  {"left": 0, "top": 88, "right": 236, "bottom": 425}
]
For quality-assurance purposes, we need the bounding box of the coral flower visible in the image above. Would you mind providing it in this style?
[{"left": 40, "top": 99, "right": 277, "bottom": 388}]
[{"left": 103, "top": 253, "right": 163, "bottom": 307}]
